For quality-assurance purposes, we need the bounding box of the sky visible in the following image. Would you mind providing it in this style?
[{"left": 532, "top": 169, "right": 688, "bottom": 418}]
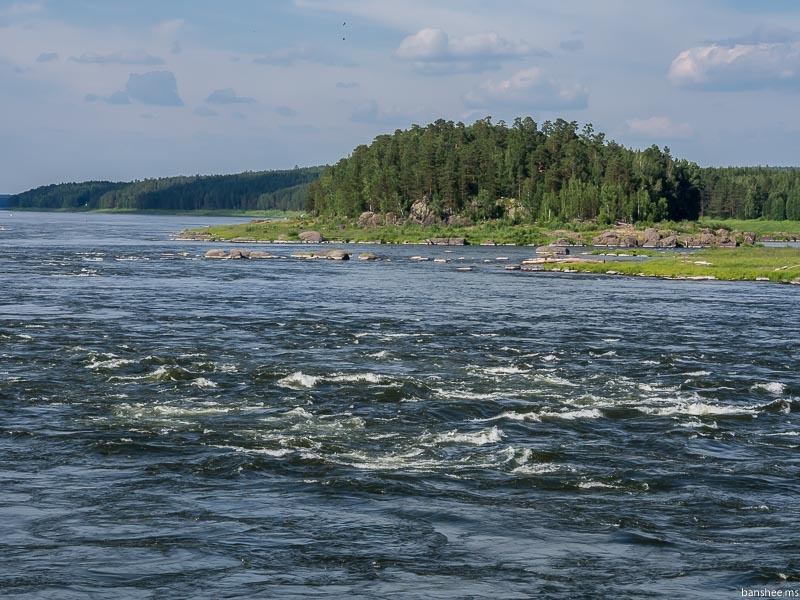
[{"left": 2, "top": 0, "right": 800, "bottom": 193}]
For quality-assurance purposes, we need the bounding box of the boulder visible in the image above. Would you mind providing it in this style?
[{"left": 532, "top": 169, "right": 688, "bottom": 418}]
[
  {"left": 536, "top": 245, "right": 570, "bottom": 256},
  {"left": 743, "top": 232, "right": 756, "bottom": 245},
  {"left": 410, "top": 198, "right": 432, "bottom": 223},
  {"left": 642, "top": 228, "right": 660, "bottom": 248},
  {"left": 249, "top": 251, "right": 280, "bottom": 259},
  {"left": 657, "top": 235, "right": 678, "bottom": 248},
  {"left": 229, "top": 249, "right": 251, "bottom": 259},
  {"left": 204, "top": 249, "right": 227, "bottom": 259},
  {"left": 621, "top": 234, "right": 639, "bottom": 248},
  {"left": 447, "top": 215, "right": 472, "bottom": 227},
  {"left": 299, "top": 230, "right": 324, "bottom": 243},
  {"left": 358, "top": 252, "right": 378, "bottom": 261},
  {"left": 314, "top": 249, "right": 350, "bottom": 260},
  {"left": 592, "top": 231, "right": 621, "bottom": 246},
  {"left": 358, "top": 211, "right": 383, "bottom": 227},
  {"left": 384, "top": 212, "right": 401, "bottom": 226}
]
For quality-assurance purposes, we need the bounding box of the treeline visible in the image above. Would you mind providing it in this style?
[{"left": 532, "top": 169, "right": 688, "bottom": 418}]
[
  {"left": 700, "top": 168, "right": 800, "bottom": 220},
  {"left": 306, "top": 117, "right": 800, "bottom": 223},
  {"left": 306, "top": 117, "right": 703, "bottom": 224},
  {"left": 9, "top": 167, "right": 323, "bottom": 212}
]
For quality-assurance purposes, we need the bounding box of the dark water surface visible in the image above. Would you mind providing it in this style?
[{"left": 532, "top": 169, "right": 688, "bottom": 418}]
[{"left": 2, "top": 212, "right": 799, "bottom": 598}]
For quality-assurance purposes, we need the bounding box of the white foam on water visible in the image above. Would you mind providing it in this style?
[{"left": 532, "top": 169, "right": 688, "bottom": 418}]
[
  {"left": 432, "top": 387, "right": 507, "bottom": 401},
  {"left": 540, "top": 408, "right": 603, "bottom": 420},
  {"left": 638, "top": 382, "right": 679, "bottom": 393},
  {"left": 471, "top": 365, "right": 529, "bottom": 376},
  {"left": 87, "top": 358, "right": 136, "bottom": 370},
  {"left": 752, "top": 382, "right": 786, "bottom": 395},
  {"left": 16, "top": 334, "right": 33, "bottom": 340},
  {"left": 277, "top": 371, "right": 320, "bottom": 389},
  {"left": 367, "top": 350, "right": 391, "bottom": 359},
  {"left": 277, "top": 371, "right": 388, "bottom": 389},
  {"left": 593, "top": 350, "right": 617, "bottom": 357},
  {"left": 542, "top": 354, "right": 558, "bottom": 362},
  {"left": 530, "top": 373, "right": 577, "bottom": 387},
  {"left": 283, "top": 406, "right": 314, "bottom": 418},
  {"left": 330, "top": 372, "right": 385, "bottom": 384},
  {"left": 578, "top": 480, "right": 616, "bottom": 489},
  {"left": 480, "top": 411, "right": 541, "bottom": 423},
  {"left": 431, "top": 425, "right": 504, "bottom": 446},
  {"left": 191, "top": 378, "right": 218, "bottom": 389},
  {"left": 511, "top": 463, "right": 563, "bottom": 475},
  {"left": 214, "top": 444, "right": 295, "bottom": 457},
  {"left": 602, "top": 338, "right": 621, "bottom": 343},
  {"left": 216, "top": 363, "right": 238, "bottom": 373},
  {"left": 641, "top": 402, "right": 757, "bottom": 417},
  {"left": 684, "top": 371, "right": 711, "bottom": 377}
]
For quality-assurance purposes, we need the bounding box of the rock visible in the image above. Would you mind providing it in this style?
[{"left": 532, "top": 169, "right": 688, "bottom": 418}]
[
  {"left": 358, "top": 211, "right": 383, "bottom": 227},
  {"left": 358, "top": 252, "right": 378, "bottom": 261},
  {"left": 314, "top": 249, "right": 350, "bottom": 260},
  {"left": 384, "top": 212, "right": 401, "bottom": 226},
  {"left": 447, "top": 215, "right": 472, "bottom": 227},
  {"left": 536, "top": 245, "right": 570, "bottom": 255},
  {"left": 204, "top": 249, "right": 227, "bottom": 259},
  {"left": 620, "top": 234, "right": 639, "bottom": 247},
  {"left": 642, "top": 228, "right": 660, "bottom": 248},
  {"left": 717, "top": 231, "right": 737, "bottom": 248},
  {"left": 299, "top": 230, "right": 324, "bottom": 243},
  {"left": 249, "top": 251, "right": 280, "bottom": 259},
  {"left": 743, "top": 232, "right": 756, "bottom": 245},
  {"left": 791, "top": 278, "right": 800, "bottom": 285},
  {"left": 481, "top": 240, "right": 496, "bottom": 246},
  {"left": 657, "top": 235, "right": 678, "bottom": 248},
  {"left": 410, "top": 198, "right": 433, "bottom": 224},
  {"left": 179, "top": 231, "right": 214, "bottom": 241},
  {"left": 592, "top": 231, "right": 621, "bottom": 246},
  {"left": 426, "top": 237, "right": 466, "bottom": 246},
  {"left": 699, "top": 232, "right": 717, "bottom": 246},
  {"left": 229, "top": 249, "right": 251, "bottom": 259},
  {"left": 505, "top": 265, "right": 521, "bottom": 270}
]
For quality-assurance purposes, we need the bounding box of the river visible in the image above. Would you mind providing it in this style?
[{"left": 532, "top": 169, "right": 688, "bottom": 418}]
[{"left": 1, "top": 212, "right": 799, "bottom": 598}]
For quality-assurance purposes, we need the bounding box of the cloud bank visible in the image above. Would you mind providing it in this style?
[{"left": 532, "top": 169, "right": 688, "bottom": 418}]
[
  {"left": 669, "top": 31, "right": 800, "bottom": 91},
  {"left": 395, "top": 27, "right": 547, "bottom": 73},
  {"left": 464, "top": 67, "right": 588, "bottom": 110}
]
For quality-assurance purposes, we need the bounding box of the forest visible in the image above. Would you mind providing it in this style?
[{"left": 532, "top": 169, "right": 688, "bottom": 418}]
[
  {"left": 306, "top": 117, "right": 800, "bottom": 224},
  {"left": 8, "top": 167, "right": 323, "bottom": 212}
]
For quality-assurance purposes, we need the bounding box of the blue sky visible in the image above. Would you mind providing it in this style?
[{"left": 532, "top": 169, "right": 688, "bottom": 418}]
[{"left": 1, "top": 0, "right": 800, "bottom": 193}]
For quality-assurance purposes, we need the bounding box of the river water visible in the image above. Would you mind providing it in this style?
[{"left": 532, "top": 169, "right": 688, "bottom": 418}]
[{"left": 1, "top": 212, "right": 799, "bottom": 598}]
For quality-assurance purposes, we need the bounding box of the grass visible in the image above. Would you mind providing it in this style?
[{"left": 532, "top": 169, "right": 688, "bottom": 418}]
[
  {"left": 548, "top": 246, "right": 800, "bottom": 283},
  {"left": 191, "top": 218, "right": 553, "bottom": 245},
  {"left": 699, "top": 219, "right": 800, "bottom": 237}
]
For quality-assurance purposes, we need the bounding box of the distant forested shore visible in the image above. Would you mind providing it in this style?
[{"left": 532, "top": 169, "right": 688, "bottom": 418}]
[
  {"left": 8, "top": 117, "right": 800, "bottom": 222},
  {"left": 7, "top": 167, "right": 323, "bottom": 213}
]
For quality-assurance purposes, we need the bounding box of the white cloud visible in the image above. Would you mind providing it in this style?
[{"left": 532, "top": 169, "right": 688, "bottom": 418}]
[
  {"left": 71, "top": 51, "right": 165, "bottom": 66},
  {"left": 464, "top": 67, "right": 588, "bottom": 110},
  {"left": 206, "top": 88, "right": 256, "bottom": 104},
  {"left": 626, "top": 116, "right": 693, "bottom": 139},
  {"left": 395, "top": 27, "right": 546, "bottom": 73},
  {"left": 669, "top": 37, "right": 800, "bottom": 90}
]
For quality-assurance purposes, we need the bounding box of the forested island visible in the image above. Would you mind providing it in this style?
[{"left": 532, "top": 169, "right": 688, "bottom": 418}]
[
  {"left": 306, "top": 117, "right": 800, "bottom": 224},
  {"left": 7, "top": 167, "right": 322, "bottom": 213}
]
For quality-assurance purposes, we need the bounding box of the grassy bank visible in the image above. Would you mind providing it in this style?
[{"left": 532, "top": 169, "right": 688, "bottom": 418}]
[
  {"left": 192, "top": 218, "right": 553, "bottom": 245},
  {"left": 552, "top": 246, "right": 800, "bottom": 283}
]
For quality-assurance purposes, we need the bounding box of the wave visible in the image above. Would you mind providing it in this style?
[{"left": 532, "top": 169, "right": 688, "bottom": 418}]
[
  {"left": 277, "top": 370, "right": 389, "bottom": 389},
  {"left": 191, "top": 377, "right": 218, "bottom": 389},
  {"left": 752, "top": 382, "right": 787, "bottom": 395},
  {"left": 431, "top": 426, "right": 503, "bottom": 446}
]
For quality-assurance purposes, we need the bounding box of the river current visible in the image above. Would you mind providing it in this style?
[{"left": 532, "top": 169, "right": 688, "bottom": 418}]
[{"left": 1, "top": 212, "right": 799, "bottom": 598}]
